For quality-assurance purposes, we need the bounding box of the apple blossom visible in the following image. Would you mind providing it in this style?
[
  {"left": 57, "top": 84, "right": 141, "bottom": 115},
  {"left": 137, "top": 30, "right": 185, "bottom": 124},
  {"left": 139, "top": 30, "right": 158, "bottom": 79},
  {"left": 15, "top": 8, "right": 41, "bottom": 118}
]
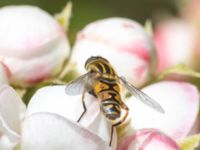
[
  {"left": 0, "top": 81, "right": 199, "bottom": 149},
  {"left": 125, "top": 81, "right": 199, "bottom": 142},
  {"left": 0, "top": 5, "right": 70, "bottom": 86},
  {"left": 153, "top": 19, "right": 197, "bottom": 73},
  {"left": 71, "top": 17, "right": 155, "bottom": 87},
  {"left": 0, "top": 85, "right": 116, "bottom": 150},
  {"left": 117, "top": 129, "right": 181, "bottom": 150}
]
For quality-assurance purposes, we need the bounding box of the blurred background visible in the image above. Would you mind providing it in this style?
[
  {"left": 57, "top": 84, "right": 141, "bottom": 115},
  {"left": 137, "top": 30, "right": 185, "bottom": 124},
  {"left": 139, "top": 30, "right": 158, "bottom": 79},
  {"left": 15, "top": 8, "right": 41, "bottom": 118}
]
[{"left": 0, "top": 0, "right": 178, "bottom": 42}]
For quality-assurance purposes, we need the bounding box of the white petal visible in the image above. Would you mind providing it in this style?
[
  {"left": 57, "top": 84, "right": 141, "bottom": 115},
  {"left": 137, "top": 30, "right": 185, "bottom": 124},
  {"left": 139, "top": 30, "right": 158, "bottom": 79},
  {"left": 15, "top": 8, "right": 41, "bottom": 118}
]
[
  {"left": 0, "top": 85, "right": 26, "bottom": 133},
  {"left": 126, "top": 81, "right": 199, "bottom": 141},
  {"left": 0, "top": 124, "right": 20, "bottom": 150},
  {"left": 26, "top": 85, "right": 99, "bottom": 126},
  {"left": 0, "top": 85, "right": 26, "bottom": 149},
  {"left": 21, "top": 112, "right": 111, "bottom": 150}
]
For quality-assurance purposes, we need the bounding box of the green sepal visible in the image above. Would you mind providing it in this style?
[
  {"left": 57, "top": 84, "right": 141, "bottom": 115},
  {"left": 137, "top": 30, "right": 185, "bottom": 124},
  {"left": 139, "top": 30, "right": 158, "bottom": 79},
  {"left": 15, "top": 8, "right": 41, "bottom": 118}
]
[
  {"left": 144, "top": 19, "right": 153, "bottom": 37},
  {"left": 158, "top": 64, "right": 200, "bottom": 80},
  {"left": 180, "top": 134, "right": 200, "bottom": 150},
  {"left": 54, "top": 1, "right": 72, "bottom": 32}
]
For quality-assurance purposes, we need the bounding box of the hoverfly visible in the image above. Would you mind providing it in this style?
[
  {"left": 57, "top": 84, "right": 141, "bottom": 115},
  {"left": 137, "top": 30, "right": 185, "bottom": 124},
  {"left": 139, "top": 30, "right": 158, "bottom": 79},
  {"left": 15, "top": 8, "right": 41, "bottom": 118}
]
[{"left": 65, "top": 56, "right": 164, "bottom": 146}]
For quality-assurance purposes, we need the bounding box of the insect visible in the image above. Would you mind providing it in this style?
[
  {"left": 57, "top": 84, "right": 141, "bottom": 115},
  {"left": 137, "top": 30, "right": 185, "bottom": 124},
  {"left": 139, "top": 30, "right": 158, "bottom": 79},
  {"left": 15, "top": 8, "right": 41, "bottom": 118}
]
[{"left": 65, "top": 56, "right": 164, "bottom": 146}]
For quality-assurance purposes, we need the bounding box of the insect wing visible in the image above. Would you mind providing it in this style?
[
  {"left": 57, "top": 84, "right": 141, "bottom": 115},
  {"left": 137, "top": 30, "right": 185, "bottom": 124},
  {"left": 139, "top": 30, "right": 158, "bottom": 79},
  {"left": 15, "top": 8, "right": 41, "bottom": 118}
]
[
  {"left": 65, "top": 72, "right": 94, "bottom": 95},
  {"left": 119, "top": 77, "right": 165, "bottom": 113}
]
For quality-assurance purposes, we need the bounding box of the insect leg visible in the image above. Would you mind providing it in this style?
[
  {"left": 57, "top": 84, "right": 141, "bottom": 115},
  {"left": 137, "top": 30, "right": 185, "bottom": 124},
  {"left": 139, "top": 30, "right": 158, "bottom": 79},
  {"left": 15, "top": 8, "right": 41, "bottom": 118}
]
[
  {"left": 120, "top": 101, "right": 129, "bottom": 111},
  {"left": 109, "top": 107, "right": 129, "bottom": 146},
  {"left": 77, "top": 89, "right": 87, "bottom": 122}
]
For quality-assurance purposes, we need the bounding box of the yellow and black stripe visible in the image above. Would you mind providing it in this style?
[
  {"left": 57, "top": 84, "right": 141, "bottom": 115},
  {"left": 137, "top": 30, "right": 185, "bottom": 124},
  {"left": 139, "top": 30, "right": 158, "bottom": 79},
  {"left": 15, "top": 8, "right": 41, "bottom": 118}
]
[
  {"left": 85, "top": 56, "right": 122, "bottom": 122},
  {"left": 97, "top": 76, "right": 122, "bottom": 121},
  {"left": 83, "top": 56, "right": 130, "bottom": 146}
]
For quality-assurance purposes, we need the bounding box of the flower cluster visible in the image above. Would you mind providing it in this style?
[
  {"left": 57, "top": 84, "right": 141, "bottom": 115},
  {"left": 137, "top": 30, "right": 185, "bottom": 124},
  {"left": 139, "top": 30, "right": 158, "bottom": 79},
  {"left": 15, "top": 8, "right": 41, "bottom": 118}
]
[{"left": 0, "top": 2, "right": 200, "bottom": 150}]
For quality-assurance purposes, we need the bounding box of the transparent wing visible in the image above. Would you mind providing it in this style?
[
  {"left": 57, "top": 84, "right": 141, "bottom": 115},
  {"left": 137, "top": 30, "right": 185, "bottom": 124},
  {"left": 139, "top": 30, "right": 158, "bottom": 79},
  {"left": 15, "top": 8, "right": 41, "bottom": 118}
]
[
  {"left": 119, "top": 76, "right": 165, "bottom": 114},
  {"left": 65, "top": 72, "right": 95, "bottom": 95}
]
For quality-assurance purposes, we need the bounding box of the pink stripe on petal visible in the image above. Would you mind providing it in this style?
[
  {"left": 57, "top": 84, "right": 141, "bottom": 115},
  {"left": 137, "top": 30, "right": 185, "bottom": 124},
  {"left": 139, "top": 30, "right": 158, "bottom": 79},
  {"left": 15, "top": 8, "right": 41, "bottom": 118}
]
[
  {"left": 26, "top": 74, "right": 50, "bottom": 84},
  {"left": 0, "top": 62, "right": 12, "bottom": 79},
  {"left": 119, "top": 43, "right": 151, "bottom": 63},
  {"left": 122, "top": 22, "right": 136, "bottom": 28},
  {"left": 134, "top": 65, "right": 147, "bottom": 81}
]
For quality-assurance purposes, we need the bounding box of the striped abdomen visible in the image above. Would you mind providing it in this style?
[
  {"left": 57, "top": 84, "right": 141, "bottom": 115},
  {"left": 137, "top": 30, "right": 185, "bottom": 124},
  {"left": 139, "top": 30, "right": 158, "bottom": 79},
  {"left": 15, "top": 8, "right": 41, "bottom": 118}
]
[{"left": 94, "top": 77, "right": 122, "bottom": 124}]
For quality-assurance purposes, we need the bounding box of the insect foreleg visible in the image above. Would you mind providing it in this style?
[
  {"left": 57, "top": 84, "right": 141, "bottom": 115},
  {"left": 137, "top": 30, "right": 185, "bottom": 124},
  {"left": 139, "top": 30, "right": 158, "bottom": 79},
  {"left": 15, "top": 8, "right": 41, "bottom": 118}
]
[
  {"left": 77, "top": 89, "right": 87, "bottom": 122},
  {"left": 109, "top": 106, "right": 129, "bottom": 146}
]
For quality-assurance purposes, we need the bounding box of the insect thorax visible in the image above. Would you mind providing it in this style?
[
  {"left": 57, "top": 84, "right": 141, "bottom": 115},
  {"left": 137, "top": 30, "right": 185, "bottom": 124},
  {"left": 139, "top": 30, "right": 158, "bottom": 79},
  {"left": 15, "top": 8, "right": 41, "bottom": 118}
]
[{"left": 85, "top": 56, "right": 116, "bottom": 75}]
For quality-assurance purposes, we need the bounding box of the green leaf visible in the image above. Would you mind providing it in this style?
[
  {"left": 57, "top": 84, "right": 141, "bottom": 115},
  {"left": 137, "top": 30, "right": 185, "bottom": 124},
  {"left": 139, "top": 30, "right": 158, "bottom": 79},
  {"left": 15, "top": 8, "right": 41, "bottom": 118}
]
[
  {"left": 180, "top": 134, "right": 200, "bottom": 150},
  {"left": 158, "top": 64, "right": 200, "bottom": 80}
]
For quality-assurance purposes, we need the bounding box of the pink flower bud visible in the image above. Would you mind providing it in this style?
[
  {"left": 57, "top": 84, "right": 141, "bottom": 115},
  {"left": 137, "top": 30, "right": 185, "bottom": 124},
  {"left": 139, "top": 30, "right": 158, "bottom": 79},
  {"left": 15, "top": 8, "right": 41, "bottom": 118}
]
[
  {"left": 153, "top": 19, "right": 197, "bottom": 73},
  {"left": 117, "top": 129, "right": 181, "bottom": 150},
  {"left": 71, "top": 17, "right": 155, "bottom": 87},
  {"left": 0, "top": 6, "right": 70, "bottom": 86}
]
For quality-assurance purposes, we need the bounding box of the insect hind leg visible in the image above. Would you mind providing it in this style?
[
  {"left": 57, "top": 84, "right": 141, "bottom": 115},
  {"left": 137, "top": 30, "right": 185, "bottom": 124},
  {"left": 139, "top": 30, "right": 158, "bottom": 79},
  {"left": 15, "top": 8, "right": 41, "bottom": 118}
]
[
  {"left": 77, "top": 90, "right": 87, "bottom": 122},
  {"left": 109, "top": 105, "right": 129, "bottom": 146}
]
